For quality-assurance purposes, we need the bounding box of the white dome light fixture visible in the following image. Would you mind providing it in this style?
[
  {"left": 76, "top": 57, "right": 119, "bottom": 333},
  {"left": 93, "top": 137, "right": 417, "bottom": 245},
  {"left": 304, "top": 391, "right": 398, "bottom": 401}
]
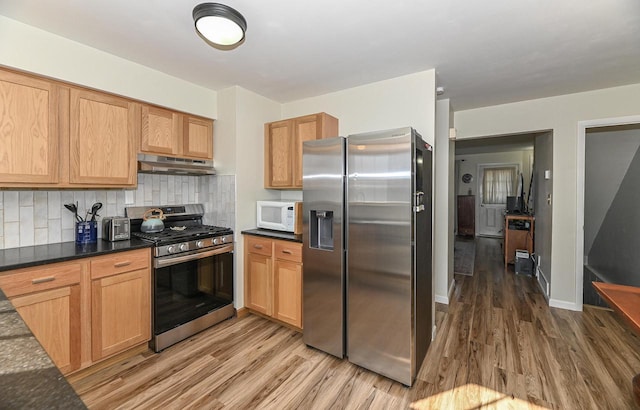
[{"left": 193, "top": 3, "right": 247, "bottom": 47}]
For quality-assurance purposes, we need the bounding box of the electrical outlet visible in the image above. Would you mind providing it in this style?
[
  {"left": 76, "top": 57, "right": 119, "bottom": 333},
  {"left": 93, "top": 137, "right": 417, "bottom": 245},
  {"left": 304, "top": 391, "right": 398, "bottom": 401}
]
[{"left": 546, "top": 194, "right": 552, "bottom": 205}]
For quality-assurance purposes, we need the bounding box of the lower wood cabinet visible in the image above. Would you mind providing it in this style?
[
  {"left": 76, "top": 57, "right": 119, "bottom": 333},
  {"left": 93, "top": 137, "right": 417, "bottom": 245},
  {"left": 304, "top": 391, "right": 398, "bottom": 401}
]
[
  {"left": 90, "top": 250, "right": 151, "bottom": 361},
  {"left": 244, "top": 235, "right": 302, "bottom": 329},
  {"left": 0, "top": 248, "right": 151, "bottom": 375},
  {"left": 0, "top": 261, "right": 84, "bottom": 374}
]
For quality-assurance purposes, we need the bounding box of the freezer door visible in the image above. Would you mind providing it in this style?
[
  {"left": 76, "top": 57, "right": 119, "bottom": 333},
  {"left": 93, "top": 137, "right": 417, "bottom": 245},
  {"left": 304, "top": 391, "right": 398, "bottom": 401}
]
[
  {"left": 413, "top": 133, "right": 433, "bottom": 381},
  {"left": 347, "top": 127, "right": 415, "bottom": 385},
  {"left": 302, "top": 137, "right": 345, "bottom": 358}
]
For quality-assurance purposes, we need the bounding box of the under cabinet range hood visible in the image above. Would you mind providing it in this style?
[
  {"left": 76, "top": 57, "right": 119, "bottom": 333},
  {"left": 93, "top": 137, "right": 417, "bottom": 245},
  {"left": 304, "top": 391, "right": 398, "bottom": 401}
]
[{"left": 137, "top": 154, "right": 216, "bottom": 176}]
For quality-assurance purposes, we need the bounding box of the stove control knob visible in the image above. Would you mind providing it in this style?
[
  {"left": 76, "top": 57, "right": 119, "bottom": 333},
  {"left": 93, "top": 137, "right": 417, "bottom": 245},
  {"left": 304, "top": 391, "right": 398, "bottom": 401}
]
[
  {"left": 167, "top": 245, "right": 176, "bottom": 254},
  {"left": 196, "top": 240, "right": 204, "bottom": 248},
  {"left": 221, "top": 236, "right": 227, "bottom": 243},
  {"left": 179, "top": 243, "right": 189, "bottom": 252},
  {"left": 213, "top": 238, "right": 219, "bottom": 245}
]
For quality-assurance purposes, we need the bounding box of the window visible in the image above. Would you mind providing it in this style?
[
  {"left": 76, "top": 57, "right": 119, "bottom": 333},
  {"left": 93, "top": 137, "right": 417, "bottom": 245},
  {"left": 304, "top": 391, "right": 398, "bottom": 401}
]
[{"left": 482, "top": 167, "right": 516, "bottom": 204}]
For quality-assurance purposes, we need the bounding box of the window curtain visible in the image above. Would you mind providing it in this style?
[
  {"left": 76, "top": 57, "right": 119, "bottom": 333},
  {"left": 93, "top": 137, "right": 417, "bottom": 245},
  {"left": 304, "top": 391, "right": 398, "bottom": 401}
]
[{"left": 483, "top": 167, "right": 515, "bottom": 204}]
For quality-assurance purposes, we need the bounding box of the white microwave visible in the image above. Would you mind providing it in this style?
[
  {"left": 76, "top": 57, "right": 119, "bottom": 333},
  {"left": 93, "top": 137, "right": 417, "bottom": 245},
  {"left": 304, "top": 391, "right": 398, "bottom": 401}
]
[{"left": 257, "top": 200, "right": 297, "bottom": 232}]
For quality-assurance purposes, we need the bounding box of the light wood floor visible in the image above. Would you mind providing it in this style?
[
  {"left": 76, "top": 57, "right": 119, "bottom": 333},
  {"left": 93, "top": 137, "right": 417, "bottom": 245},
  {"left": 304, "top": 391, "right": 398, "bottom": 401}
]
[{"left": 70, "top": 237, "right": 640, "bottom": 409}]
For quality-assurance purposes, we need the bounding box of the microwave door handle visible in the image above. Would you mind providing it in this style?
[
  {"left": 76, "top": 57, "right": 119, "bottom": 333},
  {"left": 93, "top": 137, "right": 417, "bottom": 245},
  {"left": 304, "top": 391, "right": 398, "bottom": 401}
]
[{"left": 154, "top": 244, "right": 234, "bottom": 269}]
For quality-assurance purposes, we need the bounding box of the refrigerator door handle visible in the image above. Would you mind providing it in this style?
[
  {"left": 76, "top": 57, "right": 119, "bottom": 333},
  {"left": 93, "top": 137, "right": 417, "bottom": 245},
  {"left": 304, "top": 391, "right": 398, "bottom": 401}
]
[{"left": 414, "top": 191, "right": 425, "bottom": 212}]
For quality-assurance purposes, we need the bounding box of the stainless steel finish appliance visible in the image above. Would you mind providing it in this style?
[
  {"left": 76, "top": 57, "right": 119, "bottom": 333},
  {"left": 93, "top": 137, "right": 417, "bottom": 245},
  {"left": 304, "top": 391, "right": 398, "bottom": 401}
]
[
  {"left": 302, "top": 127, "right": 432, "bottom": 386},
  {"left": 126, "top": 204, "right": 234, "bottom": 352},
  {"left": 102, "top": 217, "right": 130, "bottom": 241},
  {"left": 137, "top": 154, "right": 216, "bottom": 175}
]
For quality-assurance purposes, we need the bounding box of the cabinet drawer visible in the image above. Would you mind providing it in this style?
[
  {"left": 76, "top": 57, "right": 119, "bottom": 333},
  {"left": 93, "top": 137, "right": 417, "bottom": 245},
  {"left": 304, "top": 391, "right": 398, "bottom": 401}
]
[
  {"left": 90, "top": 249, "right": 150, "bottom": 280},
  {"left": 274, "top": 241, "right": 302, "bottom": 263},
  {"left": 0, "top": 261, "right": 83, "bottom": 298},
  {"left": 246, "top": 237, "right": 273, "bottom": 256}
]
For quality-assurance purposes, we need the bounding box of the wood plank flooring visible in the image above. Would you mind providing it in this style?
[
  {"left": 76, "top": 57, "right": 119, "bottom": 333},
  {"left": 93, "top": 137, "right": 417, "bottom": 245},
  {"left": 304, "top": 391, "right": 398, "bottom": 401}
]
[{"left": 70, "top": 237, "right": 640, "bottom": 409}]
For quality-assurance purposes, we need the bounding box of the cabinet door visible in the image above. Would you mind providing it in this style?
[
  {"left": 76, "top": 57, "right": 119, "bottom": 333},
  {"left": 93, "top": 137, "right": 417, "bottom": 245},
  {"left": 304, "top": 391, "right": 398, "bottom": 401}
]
[
  {"left": 69, "top": 89, "right": 138, "bottom": 186},
  {"left": 0, "top": 69, "right": 59, "bottom": 185},
  {"left": 273, "top": 259, "right": 302, "bottom": 328},
  {"left": 183, "top": 115, "right": 213, "bottom": 159},
  {"left": 264, "top": 120, "right": 294, "bottom": 188},
  {"left": 457, "top": 195, "right": 475, "bottom": 236},
  {"left": 293, "top": 114, "right": 322, "bottom": 187},
  {"left": 91, "top": 268, "right": 150, "bottom": 361},
  {"left": 141, "top": 105, "right": 181, "bottom": 156},
  {"left": 12, "top": 285, "right": 82, "bottom": 374},
  {"left": 245, "top": 253, "right": 272, "bottom": 315}
]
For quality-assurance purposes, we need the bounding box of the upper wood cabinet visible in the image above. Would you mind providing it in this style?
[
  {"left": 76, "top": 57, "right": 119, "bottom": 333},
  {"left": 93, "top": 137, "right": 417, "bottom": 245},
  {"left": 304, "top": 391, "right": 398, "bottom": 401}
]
[
  {"left": 264, "top": 112, "right": 338, "bottom": 189},
  {"left": 69, "top": 89, "right": 138, "bottom": 187},
  {"left": 141, "top": 105, "right": 180, "bottom": 156},
  {"left": 140, "top": 106, "right": 214, "bottom": 160},
  {"left": 0, "top": 69, "right": 60, "bottom": 185},
  {"left": 0, "top": 66, "right": 214, "bottom": 188},
  {"left": 183, "top": 115, "right": 213, "bottom": 159}
]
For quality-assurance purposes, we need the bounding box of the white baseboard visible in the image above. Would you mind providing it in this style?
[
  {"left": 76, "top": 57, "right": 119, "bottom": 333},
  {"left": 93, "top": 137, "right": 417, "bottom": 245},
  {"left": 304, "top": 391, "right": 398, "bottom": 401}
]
[
  {"left": 434, "top": 279, "right": 456, "bottom": 305},
  {"left": 549, "top": 298, "right": 581, "bottom": 311},
  {"left": 435, "top": 294, "right": 448, "bottom": 304}
]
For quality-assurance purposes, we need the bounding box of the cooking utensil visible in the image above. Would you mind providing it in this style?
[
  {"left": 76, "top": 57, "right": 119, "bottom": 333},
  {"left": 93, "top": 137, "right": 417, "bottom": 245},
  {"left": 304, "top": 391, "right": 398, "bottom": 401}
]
[
  {"left": 89, "top": 202, "right": 103, "bottom": 222},
  {"left": 141, "top": 208, "right": 165, "bottom": 233},
  {"left": 64, "top": 203, "right": 82, "bottom": 222}
]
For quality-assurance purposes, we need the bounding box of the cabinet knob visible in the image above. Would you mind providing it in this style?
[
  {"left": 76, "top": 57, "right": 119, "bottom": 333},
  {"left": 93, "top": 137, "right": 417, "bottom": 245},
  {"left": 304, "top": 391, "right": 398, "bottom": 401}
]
[
  {"left": 114, "top": 261, "right": 132, "bottom": 268},
  {"left": 254, "top": 244, "right": 263, "bottom": 249},
  {"left": 281, "top": 249, "right": 293, "bottom": 255}
]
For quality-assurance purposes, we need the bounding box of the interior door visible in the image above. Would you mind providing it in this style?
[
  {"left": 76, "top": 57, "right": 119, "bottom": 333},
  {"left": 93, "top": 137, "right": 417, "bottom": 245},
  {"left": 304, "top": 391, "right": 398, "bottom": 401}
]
[{"left": 477, "top": 164, "right": 518, "bottom": 237}]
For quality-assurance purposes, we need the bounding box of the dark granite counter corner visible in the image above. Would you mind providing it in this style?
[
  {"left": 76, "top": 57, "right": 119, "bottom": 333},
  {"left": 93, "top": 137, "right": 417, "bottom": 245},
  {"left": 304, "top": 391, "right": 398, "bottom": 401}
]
[
  {"left": 241, "top": 228, "right": 302, "bottom": 243},
  {"left": 0, "top": 288, "right": 86, "bottom": 409},
  {"left": 0, "top": 238, "right": 153, "bottom": 273}
]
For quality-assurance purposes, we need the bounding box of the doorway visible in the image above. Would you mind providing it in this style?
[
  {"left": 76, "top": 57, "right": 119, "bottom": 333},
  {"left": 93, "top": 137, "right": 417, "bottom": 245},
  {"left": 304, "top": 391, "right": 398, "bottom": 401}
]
[
  {"left": 581, "top": 122, "right": 640, "bottom": 307},
  {"left": 477, "top": 163, "right": 520, "bottom": 237},
  {"left": 454, "top": 131, "right": 552, "bottom": 296},
  {"left": 576, "top": 115, "right": 640, "bottom": 309}
]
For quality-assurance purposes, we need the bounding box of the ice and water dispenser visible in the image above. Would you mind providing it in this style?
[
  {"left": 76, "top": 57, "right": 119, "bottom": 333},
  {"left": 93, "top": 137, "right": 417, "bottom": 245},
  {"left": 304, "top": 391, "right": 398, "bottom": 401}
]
[{"left": 309, "top": 210, "right": 334, "bottom": 250}]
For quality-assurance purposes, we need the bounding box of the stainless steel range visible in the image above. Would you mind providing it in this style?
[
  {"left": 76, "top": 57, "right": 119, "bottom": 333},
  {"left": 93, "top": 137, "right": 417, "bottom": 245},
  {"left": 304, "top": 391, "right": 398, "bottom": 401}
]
[{"left": 126, "top": 204, "right": 234, "bottom": 352}]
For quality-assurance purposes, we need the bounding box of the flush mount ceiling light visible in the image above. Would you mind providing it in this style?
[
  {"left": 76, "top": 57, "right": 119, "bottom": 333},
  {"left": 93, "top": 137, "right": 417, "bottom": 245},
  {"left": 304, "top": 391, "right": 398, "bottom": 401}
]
[{"left": 193, "top": 3, "right": 247, "bottom": 47}]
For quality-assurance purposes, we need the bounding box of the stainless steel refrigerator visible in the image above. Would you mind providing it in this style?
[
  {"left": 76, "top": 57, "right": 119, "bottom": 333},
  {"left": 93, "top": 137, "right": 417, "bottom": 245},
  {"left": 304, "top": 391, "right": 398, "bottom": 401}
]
[{"left": 302, "top": 127, "right": 432, "bottom": 386}]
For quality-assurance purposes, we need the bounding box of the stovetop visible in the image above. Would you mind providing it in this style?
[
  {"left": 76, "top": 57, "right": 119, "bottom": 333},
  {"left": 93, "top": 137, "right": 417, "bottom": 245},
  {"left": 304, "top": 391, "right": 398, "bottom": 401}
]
[{"left": 131, "top": 225, "right": 233, "bottom": 246}]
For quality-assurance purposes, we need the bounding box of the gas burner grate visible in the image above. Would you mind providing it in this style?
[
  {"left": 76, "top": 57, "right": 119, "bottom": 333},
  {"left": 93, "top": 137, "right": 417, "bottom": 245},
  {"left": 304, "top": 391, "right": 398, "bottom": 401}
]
[{"left": 131, "top": 225, "right": 232, "bottom": 244}]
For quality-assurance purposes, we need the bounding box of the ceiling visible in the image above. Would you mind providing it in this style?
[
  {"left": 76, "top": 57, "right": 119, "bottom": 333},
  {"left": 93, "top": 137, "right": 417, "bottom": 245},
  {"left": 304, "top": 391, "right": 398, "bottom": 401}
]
[{"left": 1, "top": 0, "right": 639, "bottom": 110}]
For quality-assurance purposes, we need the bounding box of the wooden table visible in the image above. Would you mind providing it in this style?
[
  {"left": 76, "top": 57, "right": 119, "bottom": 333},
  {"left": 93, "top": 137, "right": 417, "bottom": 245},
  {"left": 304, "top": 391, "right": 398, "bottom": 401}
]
[
  {"left": 592, "top": 282, "right": 640, "bottom": 405},
  {"left": 504, "top": 214, "right": 534, "bottom": 267}
]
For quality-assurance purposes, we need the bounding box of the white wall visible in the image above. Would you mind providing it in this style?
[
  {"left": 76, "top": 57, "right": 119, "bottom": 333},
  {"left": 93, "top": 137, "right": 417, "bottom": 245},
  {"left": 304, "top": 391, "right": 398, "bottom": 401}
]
[
  {"left": 216, "top": 86, "right": 280, "bottom": 307},
  {"left": 454, "top": 83, "right": 640, "bottom": 309},
  {"left": 435, "top": 99, "right": 454, "bottom": 303},
  {"left": 584, "top": 127, "right": 640, "bottom": 255},
  {"left": 282, "top": 70, "right": 436, "bottom": 145},
  {"left": 0, "top": 15, "right": 216, "bottom": 118}
]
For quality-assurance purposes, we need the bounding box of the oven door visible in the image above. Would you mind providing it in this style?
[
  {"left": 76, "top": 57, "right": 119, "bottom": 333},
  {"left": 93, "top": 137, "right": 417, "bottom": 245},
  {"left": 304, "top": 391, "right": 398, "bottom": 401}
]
[{"left": 153, "top": 245, "right": 234, "bottom": 336}]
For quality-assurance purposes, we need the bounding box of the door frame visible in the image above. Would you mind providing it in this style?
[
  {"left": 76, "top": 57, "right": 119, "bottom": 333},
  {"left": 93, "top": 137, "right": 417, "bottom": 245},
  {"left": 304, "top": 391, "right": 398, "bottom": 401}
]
[
  {"left": 476, "top": 162, "right": 520, "bottom": 237},
  {"left": 576, "top": 114, "right": 640, "bottom": 310}
]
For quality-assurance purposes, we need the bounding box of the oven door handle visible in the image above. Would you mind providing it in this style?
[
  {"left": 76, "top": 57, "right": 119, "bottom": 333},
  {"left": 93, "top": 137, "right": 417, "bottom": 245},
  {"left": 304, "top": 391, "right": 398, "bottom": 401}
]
[{"left": 154, "top": 245, "right": 234, "bottom": 269}]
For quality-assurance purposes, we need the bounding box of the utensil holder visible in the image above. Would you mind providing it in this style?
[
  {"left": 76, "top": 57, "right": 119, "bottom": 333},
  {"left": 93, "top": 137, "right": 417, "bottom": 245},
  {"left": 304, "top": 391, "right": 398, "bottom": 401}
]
[{"left": 76, "top": 221, "right": 97, "bottom": 245}]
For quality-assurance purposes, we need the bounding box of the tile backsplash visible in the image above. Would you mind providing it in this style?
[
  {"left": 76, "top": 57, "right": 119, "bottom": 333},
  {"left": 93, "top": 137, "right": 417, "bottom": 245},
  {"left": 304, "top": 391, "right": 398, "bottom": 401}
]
[{"left": 0, "top": 174, "right": 235, "bottom": 250}]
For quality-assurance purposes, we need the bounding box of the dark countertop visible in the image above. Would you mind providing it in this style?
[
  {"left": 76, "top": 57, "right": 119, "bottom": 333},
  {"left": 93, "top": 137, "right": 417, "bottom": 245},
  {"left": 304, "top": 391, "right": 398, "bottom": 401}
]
[
  {"left": 0, "top": 238, "right": 153, "bottom": 273},
  {"left": 0, "top": 288, "right": 87, "bottom": 409},
  {"left": 241, "top": 228, "right": 302, "bottom": 243}
]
